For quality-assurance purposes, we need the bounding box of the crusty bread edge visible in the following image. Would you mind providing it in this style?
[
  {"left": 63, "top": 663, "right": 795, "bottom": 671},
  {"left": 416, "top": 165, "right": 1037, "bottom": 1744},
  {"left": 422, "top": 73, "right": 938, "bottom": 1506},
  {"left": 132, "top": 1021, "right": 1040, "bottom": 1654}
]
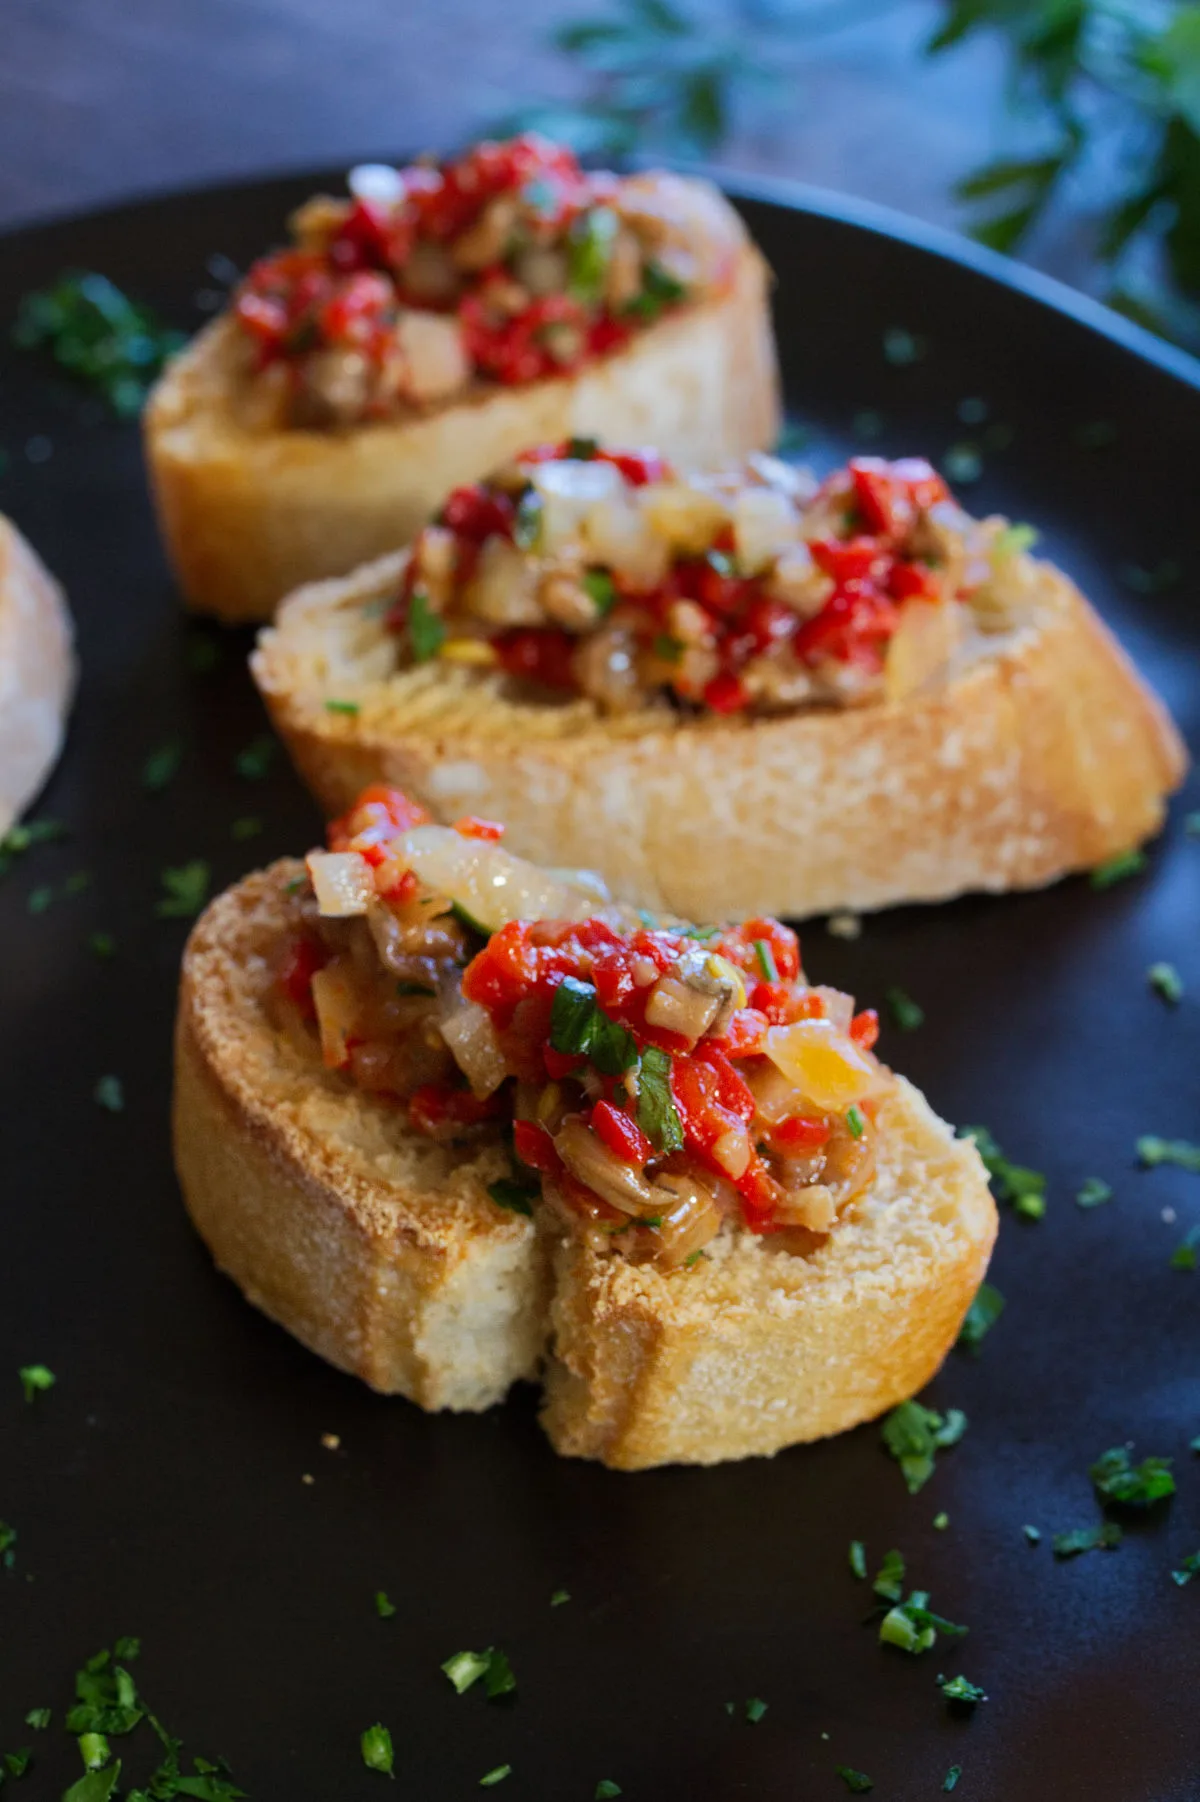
[
  {"left": 144, "top": 242, "right": 779, "bottom": 623},
  {"left": 254, "top": 557, "right": 1188, "bottom": 920},
  {"left": 0, "top": 516, "right": 77, "bottom": 837}
]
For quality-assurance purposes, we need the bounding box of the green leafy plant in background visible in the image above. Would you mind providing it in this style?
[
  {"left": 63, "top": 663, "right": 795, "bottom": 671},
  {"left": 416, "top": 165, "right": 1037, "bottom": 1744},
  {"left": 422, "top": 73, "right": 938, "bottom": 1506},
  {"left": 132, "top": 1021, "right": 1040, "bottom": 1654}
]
[{"left": 503, "top": 0, "right": 1200, "bottom": 348}]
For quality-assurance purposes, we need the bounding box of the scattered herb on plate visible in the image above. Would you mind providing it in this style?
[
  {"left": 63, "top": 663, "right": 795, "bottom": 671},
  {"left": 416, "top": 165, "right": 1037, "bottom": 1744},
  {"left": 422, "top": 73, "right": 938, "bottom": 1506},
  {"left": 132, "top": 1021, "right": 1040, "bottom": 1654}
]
[
  {"left": 1138, "top": 1136, "right": 1200, "bottom": 1172},
  {"left": 1090, "top": 848, "right": 1147, "bottom": 888},
  {"left": 959, "top": 1124, "right": 1046, "bottom": 1218},
  {"left": 374, "top": 1590, "right": 396, "bottom": 1618},
  {"left": 488, "top": 1176, "right": 537, "bottom": 1217},
  {"left": 1091, "top": 1446, "right": 1175, "bottom": 1507},
  {"left": 18, "top": 1363, "right": 55, "bottom": 1403},
  {"left": 881, "top": 1400, "right": 967, "bottom": 1493},
  {"left": 157, "top": 861, "right": 210, "bottom": 919},
  {"left": 325, "top": 699, "right": 360, "bottom": 716},
  {"left": 848, "top": 1540, "right": 867, "bottom": 1581},
  {"left": 1023, "top": 1525, "right": 1042, "bottom": 1545},
  {"left": 1170, "top": 1550, "right": 1200, "bottom": 1586},
  {"left": 939, "top": 1673, "right": 987, "bottom": 1705},
  {"left": 1076, "top": 1177, "right": 1113, "bottom": 1208},
  {"left": 744, "top": 1697, "right": 768, "bottom": 1724},
  {"left": 958, "top": 1281, "right": 1004, "bottom": 1353},
  {"left": 1171, "top": 1225, "right": 1200, "bottom": 1270},
  {"left": 933, "top": 1512, "right": 950, "bottom": 1531},
  {"left": 873, "top": 1548, "right": 906, "bottom": 1603},
  {"left": 234, "top": 736, "right": 276, "bottom": 781},
  {"left": 1053, "top": 1522, "right": 1123, "bottom": 1558},
  {"left": 442, "top": 1647, "right": 515, "bottom": 1698},
  {"left": 142, "top": 741, "right": 183, "bottom": 791},
  {"left": 12, "top": 272, "right": 185, "bottom": 416},
  {"left": 595, "top": 1784, "right": 622, "bottom": 1799},
  {"left": 1148, "top": 962, "right": 1184, "bottom": 1005},
  {"left": 836, "top": 1765, "right": 874, "bottom": 1792},
  {"left": 0, "top": 818, "right": 66, "bottom": 877},
  {"left": 24, "top": 1709, "right": 50, "bottom": 1731},
  {"left": 361, "top": 1723, "right": 394, "bottom": 1776},
  {"left": 480, "top": 1766, "right": 512, "bottom": 1787},
  {"left": 89, "top": 931, "right": 116, "bottom": 958},
  {"left": 93, "top": 1075, "right": 124, "bottom": 1113},
  {"left": 943, "top": 1766, "right": 963, "bottom": 1792},
  {"left": 550, "top": 1588, "right": 571, "bottom": 1607},
  {"left": 879, "top": 1590, "right": 967, "bottom": 1655},
  {"left": 885, "top": 986, "right": 924, "bottom": 1031}
]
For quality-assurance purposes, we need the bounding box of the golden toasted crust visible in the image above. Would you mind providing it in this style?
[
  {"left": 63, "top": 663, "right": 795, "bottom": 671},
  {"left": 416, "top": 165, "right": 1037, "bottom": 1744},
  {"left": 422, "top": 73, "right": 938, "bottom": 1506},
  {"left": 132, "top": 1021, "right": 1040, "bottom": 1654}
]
[
  {"left": 542, "top": 1080, "right": 996, "bottom": 1468},
  {"left": 0, "top": 515, "right": 76, "bottom": 837},
  {"left": 173, "top": 863, "right": 998, "bottom": 1465},
  {"left": 253, "top": 555, "right": 1187, "bottom": 921},
  {"left": 173, "top": 862, "right": 551, "bottom": 1411},
  {"left": 144, "top": 221, "right": 779, "bottom": 623}
]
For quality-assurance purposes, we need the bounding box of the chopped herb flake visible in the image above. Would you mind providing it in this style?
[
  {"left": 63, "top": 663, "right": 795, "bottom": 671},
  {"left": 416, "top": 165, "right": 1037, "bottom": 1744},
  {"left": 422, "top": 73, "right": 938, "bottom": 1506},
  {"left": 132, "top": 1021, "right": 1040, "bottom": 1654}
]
[
  {"left": 943, "top": 1766, "right": 963, "bottom": 1792},
  {"left": 324, "top": 699, "right": 360, "bottom": 715},
  {"left": 442, "top": 1650, "right": 491, "bottom": 1694},
  {"left": 933, "top": 1512, "right": 949, "bottom": 1531},
  {"left": 480, "top": 1766, "right": 512, "bottom": 1787},
  {"left": 848, "top": 1540, "right": 867, "bottom": 1581},
  {"left": 990, "top": 522, "right": 1038, "bottom": 561},
  {"left": 0, "top": 1521, "right": 15, "bottom": 1568},
  {"left": 374, "top": 1590, "right": 396, "bottom": 1618},
  {"left": 846, "top": 1104, "right": 865, "bottom": 1139},
  {"left": 156, "top": 861, "right": 210, "bottom": 919},
  {"left": 18, "top": 1364, "right": 55, "bottom": 1403},
  {"left": 1170, "top": 1550, "right": 1200, "bottom": 1586},
  {"left": 744, "top": 1697, "right": 768, "bottom": 1724},
  {"left": 234, "top": 735, "right": 276, "bottom": 781},
  {"left": 93, "top": 1075, "right": 124, "bottom": 1113},
  {"left": 940, "top": 1673, "right": 986, "bottom": 1705},
  {"left": 142, "top": 741, "right": 183, "bottom": 790},
  {"left": 1148, "top": 962, "right": 1184, "bottom": 1005},
  {"left": 879, "top": 1590, "right": 967, "bottom": 1654},
  {"left": 1076, "top": 1177, "right": 1113, "bottom": 1208},
  {"left": 636, "top": 1044, "right": 684, "bottom": 1155},
  {"left": 551, "top": 1588, "right": 571, "bottom": 1607},
  {"left": 622, "top": 259, "right": 686, "bottom": 322},
  {"left": 885, "top": 986, "right": 924, "bottom": 1031},
  {"left": 1090, "top": 847, "right": 1147, "bottom": 888},
  {"left": 1023, "top": 1524, "right": 1042, "bottom": 1545},
  {"left": 836, "top": 1766, "right": 874, "bottom": 1793},
  {"left": 873, "top": 1548, "right": 906, "bottom": 1603},
  {"left": 753, "top": 938, "right": 780, "bottom": 982},
  {"left": 360, "top": 1723, "right": 394, "bottom": 1776},
  {"left": 1171, "top": 1225, "right": 1200, "bottom": 1270},
  {"left": 63, "top": 1766, "right": 121, "bottom": 1802},
  {"left": 1090, "top": 1445, "right": 1175, "bottom": 1508},
  {"left": 958, "top": 1281, "right": 1004, "bottom": 1353},
  {"left": 24, "top": 1709, "right": 50, "bottom": 1731},
  {"left": 13, "top": 272, "right": 184, "bottom": 416},
  {"left": 230, "top": 817, "right": 262, "bottom": 841},
  {"left": 1138, "top": 1136, "right": 1200, "bottom": 1172},
  {"left": 1053, "top": 1522, "right": 1122, "bottom": 1558},
  {"left": 595, "top": 1784, "right": 622, "bottom": 1800},
  {"left": 652, "top": 632, "right": 684, "bottom": 662},
  {"left": 582, "top": 569, "right": 617, "bottom": 616},
  {"left": 513, "top": 488, "right": 543, "bottom": 552},
  {"left": 487, "top": 1177, "right": 537, "bottom": 1217},
  {"left": 549, "top": 977, "right": 637, "bottom": 1076},
  {"left": 959, "top": 1124, "right": 1046, "bottom": 1216},
  {"left": 80, "top": 1731, "right": 110, "bottom": 1769},
  {"left": 484, "top": 1648, "right": 516, "bottom": 1699},
  {"left": 28, "top": 885, "right": 53, "bottom": 915},
  {"left": 89, "top": 931, "right": 116, "bottom": 958},
  {"left": 881, "top": 1400, "right": 967, "bottom": 1493}
]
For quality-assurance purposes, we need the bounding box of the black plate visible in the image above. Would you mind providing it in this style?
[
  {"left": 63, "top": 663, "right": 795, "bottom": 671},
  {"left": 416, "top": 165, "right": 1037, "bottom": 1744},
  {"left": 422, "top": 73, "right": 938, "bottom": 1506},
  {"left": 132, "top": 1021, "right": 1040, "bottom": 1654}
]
[{"left": 2, "top": 171, "right": 1199, "bottom": 1802}]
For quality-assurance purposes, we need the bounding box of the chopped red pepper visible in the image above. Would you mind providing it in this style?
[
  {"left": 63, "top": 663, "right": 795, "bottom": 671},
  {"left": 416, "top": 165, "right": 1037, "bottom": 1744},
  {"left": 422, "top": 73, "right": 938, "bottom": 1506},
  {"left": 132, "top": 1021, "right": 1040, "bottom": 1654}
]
[
  {"left": 453, "top": 816, "right": 505, "bottom": 841},
  {"left": 592, "top": 1099, "right": 652, "bottom": 1166}
]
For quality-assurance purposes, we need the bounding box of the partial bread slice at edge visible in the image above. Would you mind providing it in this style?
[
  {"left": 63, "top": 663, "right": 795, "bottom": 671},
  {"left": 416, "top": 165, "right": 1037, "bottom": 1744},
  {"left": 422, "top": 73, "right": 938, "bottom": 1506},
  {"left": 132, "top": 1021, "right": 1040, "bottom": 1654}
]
[
  {"left": 253, "top": 552, "right": 1187, "bottom": 922},
  {"left": 145, "top": 236, "right": 778, "bottom": 624},
  {"left": 0, "top": 515, "right": 76, "bottom": 837},
  {"left": 174, "top": 862, "right": 998, "bottom": 1466}
]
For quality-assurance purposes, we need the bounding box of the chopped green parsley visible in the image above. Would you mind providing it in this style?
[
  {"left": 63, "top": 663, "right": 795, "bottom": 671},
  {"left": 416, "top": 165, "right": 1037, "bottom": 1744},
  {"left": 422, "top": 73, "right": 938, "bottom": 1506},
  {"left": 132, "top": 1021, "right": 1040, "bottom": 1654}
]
[
  {"left": 93, "top": 1075, "right": 125, "bottom": 1114},
  {"left": 959, "top": 1124, "right": 1046, "bottom": 1217},
  {"left": 24, "top": 1709, "right": 50, "bottom": 1731},
  {"left": 1170, "top": 1550, "right": 1200, "bottom": 1586},
  {"left": 80, "top": 1731, "right": 110, "bottom": 1769},
  {"left": 881, "top": 1400, "right": 967, "bottom": 1493},
  {"left": 1090, "top": 1445, "right": 1175, "bottom": 1508},
  {"left": 324, "top": 699, "right": 360, "bottom": 715},
  {"left": 637, "top": 1045, "right": 685, "bottom": 1155},
  {"left": 550, "top": 977, "right": 637, "bottom": 1075},
  {"left": 63, "top": 1768, "right": 121, "bottom": 1801},
  {"left": 846, "top": 1104, "right": 866, "bottom": 1139},
  {"left": 374, "top": 1590, "right": 396, "bottom": 1618},
  {"left": 1090, "top": 847, "right": 1147, "bottom": 888},
  {"left": 1138, "top": 1136, "right": 1200, "bottom": 1172},
  {"left": 13, "top": 272, "right": 185, "bottom": 416},
  {"left": 1147, "top": 962, "right": 1184, "bottom": 1005},
  {"left": 230, "top": 817, "right": 262, "bottom": 842},
  {"left": 360, "top": 1723, "right": 394, "bottom": 1776},
  {"left": 0, "top": 1521, "right": 16, "bottom": 1568},
  {"left": 744, "top": 1697, "right": 768, "bottom": 1724},
  {"left": 18, "top": 1364, "right": 55, "bottom": 1403},
  {"left": 943, "top": 1766, "right": 963, "bottom": 1792},
  {"left": 487, "top": 1177, "right": 537, "bottom": 1218},
  {"left": 933, "top": 1512, "right": 950, "bottom": 1531},
  {"left": 835, "top": 1765, "right": 874, "bottom": 1792},
  {"left": 1171, "top": 1226, "right": 1200, "bottom": 1270},
  {"left": 89, "top": 932, "right": 116, "bottom": 958},
  {"left": 885, "top": 986, "right": 924, "bottom": 1031},
  {"left": 848, "top": 1540, "right": 867, "bottom": 1581},
  {"left": 1023, "top": 1524, "right": 1042, "bottom": 1545},
  {"left": 142, "top": 741, "right": 183, "bottom": 791},
  {"left": 480, "top": 1766, "right": 512, "bottom": 1787},
  {"left": 583, "top": 569, "right": 617, "bottom": 616},
  {"left": 939, "top": 1673, "right": 986, "bottom": 1705},
  {"left": 873, "top": 1548, "right": 906, "bottom": 1603},
  {"left": 958, "top": 1281, "right": 1004, "bottom": 1353},
  {"left": 879, "top": 1590, "right": 967, "bottom": 1655},
  {"left": 595, "top": 1784, "right": 622, "bottom": 1800},
  {"left": 753, "top": 938, "right": 780, "bottom": 982},
  {"left": 1052, "top": 1522, "right": 1122, "bottom": 1558},
  {"left": 1076, "top": 1177, "right": 1113, "bottom": 1208},
  {"left": 156, "top": 862, "right": 210, "bottom": 919},
  {"left": 441, "top": 1647, "right": 514, "bottom": 1698},
  {"left": 550, "top": 1588, "right": 571, "bottom": 1607},
  {"left": 408, "top": 591, "right": 447, "bottom": 663},
  {"left": 234, "top": 735, "right": 277, "bottom": 781}
]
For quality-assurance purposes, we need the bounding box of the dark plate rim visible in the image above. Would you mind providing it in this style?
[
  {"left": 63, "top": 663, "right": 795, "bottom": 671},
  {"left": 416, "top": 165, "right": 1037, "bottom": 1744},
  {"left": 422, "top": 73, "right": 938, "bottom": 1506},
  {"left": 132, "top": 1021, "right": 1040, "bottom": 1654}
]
[{"left": 5, "top": 156, "right": 1199, "bottom": 397}]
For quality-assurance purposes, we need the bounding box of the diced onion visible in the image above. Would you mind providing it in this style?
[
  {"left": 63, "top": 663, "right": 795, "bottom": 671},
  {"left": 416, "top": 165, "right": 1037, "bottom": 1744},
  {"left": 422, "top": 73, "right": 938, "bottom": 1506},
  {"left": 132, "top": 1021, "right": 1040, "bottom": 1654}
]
[
  {"left": 733, "top": 485, "right": 799, "bottom": 575},
  {"left": 306, "top": 850, "right": 375, "bottom": 918},
  {"left": 762, "top": 1019, "right": 886, "bottom": 1111},
  {"left": 311, "top": 965, "right": 357, "bottom": 1068},
  {"left": 437, "top": 973, "right": 508, "bottom": 1096},
  {"left": 640, "top": 480, "right": 732, "bottom": 554},
  {"left": 884, "top": 597, "right": 962, "bottom": 702},
  {"left": 583, "top": 495, "right": 671, "bottom": 587},
  {"left": 530, "top": 459, "right": 623, "bottom": 551},
  {"left": 396, "top": 825, "right": 607, "bottom": 931}
]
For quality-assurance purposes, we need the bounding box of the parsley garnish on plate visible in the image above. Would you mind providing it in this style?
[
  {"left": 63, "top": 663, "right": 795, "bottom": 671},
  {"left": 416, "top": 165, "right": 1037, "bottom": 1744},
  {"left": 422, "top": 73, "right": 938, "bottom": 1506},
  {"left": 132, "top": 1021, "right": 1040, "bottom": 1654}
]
[
  {"left": 1171, "top": 1550, "right": 1200, "bottom": 1586},
  {"left": 595, "top": 1784, "right": 622, "bottom": 1799},
  {"left": 0, "top": 1521, "right": 16, "bottom": 1568},
  {"left": 1090, "top": 1445, "right": 1175, "bottom": 1508},
  {"left": 637, "top": 1045, "right": 684, "bottom": 1155},
  {"left": 744, "top": 1697, "right": 768, "bottom": 1724},
  {"left": 63, "top": 1767, "right": 121, "bottom": 1801},
  {"left": 374, "top": 1590, "right": 396, "bottom": 1618},
  {"left": 1076, "top": 1176, "right": 1113, "bottom": 1208},
  {"left": 848, "top": 1541, "right": 867, "bottom": 1581},
  {"left": 1090, "top": 848, "right": 1147, "bottom": 888},
  {"left": 325, "top": 699, "right": 361, "bottom": 716},
  {"left": 157, "top": 862, "right": 210, "bottom": 919},
  {"left": 933, "top": 1511, "right": 949, "bottom": 1531},
  {"left": 940, "top": 1673, "right": 987, "bottom": 1705},
  {"left": 13, "top": 272, "right": 184, "bottom": 416},
  {"left": 550, "top": 1588, "right": 571, "bottom": 1607},
  {"left": 142, "top": 741, "right": 183, "bottom": 791},
  {"left": 480, "top": 1766, "right": 512, "bottom": 1787},
  {"left": 441, "top": 1647, "right": 515, "bottom": 1698},
  {"left": 93, "top": 1075, "right": 124, "bottom": 1113},
  {"left": 836, "top": 1765, "right": 874, "bottom": 1793},
  {"left": 885, "top": 986, "right": 924, "bottom": 1031},
  {"left": 959, "top": 1124, "right": 1046, "bottom": 1218},
  {"left": 879, "top": 1590, "right": 967, "bottom": 1655},
  {"left": 488, "top": 1177, "right": 537, "bottom": 1217},
  {"left": 1148, "top": 961, "right": 1184, "bottom": 1005},
  {"left": 1023, "top": 1524, "right": 1042, "bottom": 1545},
  {"left": 18, "top": 1364, "right": 55, "bottom": 1403},
  {"left": 409, "top": 591, "right": 447, "bottom": 662},
  {"left": 958, "top": 1281, "right": 1004, "bottom": 1353},
  {"left": 1138, "top": 1135, "right": 1200, "bottom": 1173},
  {"left": 90, "top": 931, "right": 117, "bottom": 958},
  {"left": 361, "top": 1722, "right": 394, "bottom": 1776},
  {"left": 234, "top": 735, "right": 277, "bottom": 781},
  {"left": 550, "top": 977, "right": 637, "bottom": 1075},
  {"left": 230, "top": 817, "right": 262, "bottom": 842},
  {"left": 943, "top": 1766, "right": 963, "bottom": 1792},
  {"left": 846, "top": 1104, "right": 865, "bottom": 1139},
  {"left": 1171, "top": 1226, "right": 1200, "bottom": 1270},
  {"left": 1053, "top": 1522, "right": 1122, "bottom": 1557},
  {"left": 24, "top": 1708, "right": 50, "bottom": 1731},
  {"left": 3, "top": 1747, "right": 31, "bottom": 1776},
  {"left": 872, "top": 1548, "right": 905, "bottom": 1603},
  {"left": 881, "top": 1400, "right": 967, "bottom": 1493}
]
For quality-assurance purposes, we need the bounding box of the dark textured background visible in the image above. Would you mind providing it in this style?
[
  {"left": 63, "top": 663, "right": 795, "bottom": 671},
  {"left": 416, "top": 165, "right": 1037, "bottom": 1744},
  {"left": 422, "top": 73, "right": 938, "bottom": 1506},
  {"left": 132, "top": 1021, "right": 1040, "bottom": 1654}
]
[{"left": 1, "top": 169, "right": 1199, "bottom": 1799}]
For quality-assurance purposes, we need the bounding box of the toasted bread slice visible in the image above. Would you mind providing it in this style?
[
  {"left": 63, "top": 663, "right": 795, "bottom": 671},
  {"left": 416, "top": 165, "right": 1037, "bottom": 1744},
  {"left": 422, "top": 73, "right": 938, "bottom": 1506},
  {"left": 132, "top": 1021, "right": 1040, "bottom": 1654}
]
[
  {"left": 252, "top": 549, "right": 1186, "bottom": 922},
  {"left": 144, "top": 239, "right": 778, "bottom": 625},
  {"left": 0, "top": 515, "right": 76, "bottom": 837},
  {"left": 174, "top": 862, "right": 997, "bottom": 1466}
]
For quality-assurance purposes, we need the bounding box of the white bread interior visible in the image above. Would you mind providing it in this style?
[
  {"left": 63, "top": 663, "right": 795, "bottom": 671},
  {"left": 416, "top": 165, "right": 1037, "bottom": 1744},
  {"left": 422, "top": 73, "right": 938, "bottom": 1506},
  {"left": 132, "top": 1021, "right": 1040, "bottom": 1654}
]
[
  {"left": 0, "top": 515, "right": 76, "bottom": 837},
  {"left": 144, "top": 218, "right": 779, "bottom": 624},
  {"left": 174, "top": 861, "right": 998, "bottom": 1467},
  {"left": 252, "top": 550, "right": 1187, "bottom": 922}
]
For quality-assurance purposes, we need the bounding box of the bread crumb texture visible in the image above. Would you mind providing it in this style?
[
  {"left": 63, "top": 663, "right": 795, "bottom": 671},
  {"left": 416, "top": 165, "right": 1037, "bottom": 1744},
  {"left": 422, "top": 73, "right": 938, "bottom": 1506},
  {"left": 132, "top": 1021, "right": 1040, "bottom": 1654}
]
[{"left": 174, "top": 866, "right": 998, "bottom": 1465}]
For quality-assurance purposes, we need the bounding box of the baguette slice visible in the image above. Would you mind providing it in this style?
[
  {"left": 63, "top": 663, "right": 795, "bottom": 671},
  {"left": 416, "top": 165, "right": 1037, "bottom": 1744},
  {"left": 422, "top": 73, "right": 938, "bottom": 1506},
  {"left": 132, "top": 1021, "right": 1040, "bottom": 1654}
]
[
  {"left": 174, "top": 861, "right": 997, "bottom": 1467},
  {"left": 145, "top": 237, "right": 778, "bottom": 626},
  {"left": 252, "top": 550, "right": 1187, "bottom": 923},
  {"left": 0, "top": 515, "right": 76, "bottom": 837}
]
